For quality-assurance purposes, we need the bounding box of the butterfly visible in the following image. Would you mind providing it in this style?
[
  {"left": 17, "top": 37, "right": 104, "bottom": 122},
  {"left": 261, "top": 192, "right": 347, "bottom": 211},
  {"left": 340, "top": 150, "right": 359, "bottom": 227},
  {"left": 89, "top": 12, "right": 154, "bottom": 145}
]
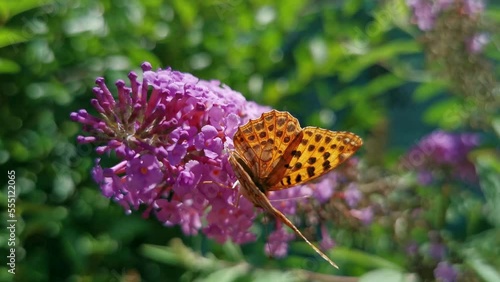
[{"left": 228, "top": 110, "right": 362, "bottom": 269}]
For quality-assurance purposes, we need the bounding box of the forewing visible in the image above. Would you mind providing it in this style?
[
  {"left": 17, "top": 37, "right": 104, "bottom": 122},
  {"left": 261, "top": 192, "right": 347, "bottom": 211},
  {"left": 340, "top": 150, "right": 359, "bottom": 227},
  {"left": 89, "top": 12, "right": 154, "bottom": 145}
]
[
  {"left": 232, "top": 110, "right": 302, "bottom": 179},
  {"left": 265, "top": 128, "right": 363, "bottom": 190}
]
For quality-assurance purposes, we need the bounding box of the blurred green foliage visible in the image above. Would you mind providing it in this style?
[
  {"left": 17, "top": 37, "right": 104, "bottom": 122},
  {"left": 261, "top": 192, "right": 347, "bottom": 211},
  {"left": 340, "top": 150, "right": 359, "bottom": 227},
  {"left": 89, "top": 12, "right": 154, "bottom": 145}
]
[{"left": 0, "top": 0, "right": 499, "bottom": 281}]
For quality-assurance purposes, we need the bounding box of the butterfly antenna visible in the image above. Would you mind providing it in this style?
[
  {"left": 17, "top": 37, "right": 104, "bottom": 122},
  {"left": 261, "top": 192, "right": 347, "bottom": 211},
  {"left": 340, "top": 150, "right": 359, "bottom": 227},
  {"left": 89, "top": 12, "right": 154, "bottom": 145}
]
[
  {"left": 268, "top": 194, "right": 311, "bottom": 203},
  {"left": 202, "top": 180, "right": 231, "bottom": 189}
]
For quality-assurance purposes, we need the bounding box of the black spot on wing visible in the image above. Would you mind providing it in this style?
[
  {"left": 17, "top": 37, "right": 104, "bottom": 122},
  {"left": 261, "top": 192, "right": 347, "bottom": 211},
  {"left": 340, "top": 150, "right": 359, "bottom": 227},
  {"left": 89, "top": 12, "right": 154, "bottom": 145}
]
[{"left": 307, "top": 166, "right": 315, "bottom": 177}]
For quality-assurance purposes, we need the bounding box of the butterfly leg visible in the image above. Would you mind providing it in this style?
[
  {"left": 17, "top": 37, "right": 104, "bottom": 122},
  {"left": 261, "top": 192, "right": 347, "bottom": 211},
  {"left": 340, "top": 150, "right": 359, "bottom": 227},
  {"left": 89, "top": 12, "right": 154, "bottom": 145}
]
[{"left": 232, "top": 180, "right": 242, "bottom": 208}]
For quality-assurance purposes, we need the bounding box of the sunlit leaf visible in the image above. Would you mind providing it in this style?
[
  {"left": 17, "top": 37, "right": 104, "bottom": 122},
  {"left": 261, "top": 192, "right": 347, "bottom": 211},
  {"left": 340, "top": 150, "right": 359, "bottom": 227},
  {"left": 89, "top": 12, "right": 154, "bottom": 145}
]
[
  {"left": 0, "top": 0, "right": 54, "bottom": 21},
  {"left": 468, "top": 257, "right": 500, "bottom": 282},
  {"left": 412, "top": 81, "right": 448, "bottom": 102},
  {"left": 332, "top": 247, "right": 404, "bottom": 270},
  {"left": 339, "top": 40, "right": 421, "bottom": 82},
  {"left": 423, "top": 98, "right": 463, "bottom": 129},
  {"left": 0, "top": 28, "right": 32, "bottom": 48},
  {"left": 476, "top": 152, "right": 500, "bottom": 227},
  {"left": 0, "top": 57, "right": 20, "bottom": 73},
  {"left": 359, "top": 269, "right": 417, "bottom": 282},
  {"left": 330, "top": 73, "right": 404, "bottom": 109}
]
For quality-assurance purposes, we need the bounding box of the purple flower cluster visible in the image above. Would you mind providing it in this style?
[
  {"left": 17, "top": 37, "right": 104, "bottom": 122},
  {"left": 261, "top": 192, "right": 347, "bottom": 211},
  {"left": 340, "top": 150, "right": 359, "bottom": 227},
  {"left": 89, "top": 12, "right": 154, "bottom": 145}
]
[
  {"left": 407, "top": 0, "right": 490, "bottom": 54},
  {"left": 402, "top": 130, "right": 480, "bottom": 185},
  {"left": 405, "top": 232, "right": 459, "bottom": 280},
  {"left": 434, "top": 261, "right": 458, "bottom": 282},
  {"left": 71, "top": 62, "right": 368, "bottom": 260},
  {"left": 406, "top": 0, "right": 484, "bottom": 31},
  {"left": 467, "top": 33, "right": 489, "bottom": 54},
  {"left": 264, "top": 227, "right": 295, "bottom": 258},
  {"left": 263, "top": 176, "right": 341, "bottom": 255},
  {"left": 72, "top": 62, "right": 272, "bottom": 245}
]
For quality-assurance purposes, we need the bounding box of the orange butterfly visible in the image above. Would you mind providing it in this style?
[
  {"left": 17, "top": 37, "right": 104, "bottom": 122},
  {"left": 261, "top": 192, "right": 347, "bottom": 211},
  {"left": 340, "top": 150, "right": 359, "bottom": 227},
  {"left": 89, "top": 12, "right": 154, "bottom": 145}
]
[{"left": 228, "top": 110, "right": 362, "bottom": 268}]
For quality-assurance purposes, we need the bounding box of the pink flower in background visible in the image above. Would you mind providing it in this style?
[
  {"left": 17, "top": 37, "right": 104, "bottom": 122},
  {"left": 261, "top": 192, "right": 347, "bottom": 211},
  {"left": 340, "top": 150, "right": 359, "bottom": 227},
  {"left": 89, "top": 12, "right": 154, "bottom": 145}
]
[
  {"left": 402, "top": 130, "right": 480, "bottom": 185},
  {"left": 434, "top": 261, "right": 458, "bottom": 282},
  {"left": 407, "top": 0, "right": 485, "bottom": 31},
  {"left": 406, "top": 241, "right": 419, "bottom": 257},
  {"left": 406, "top": 0, "right": 439, "bottom": 30},
  {"left": 406, "top": 0, "right": 456, "bottom": 30},
  {"left": 344, "top": 183, "right": 362, "bottom": 208},
  {"left": 265, "top": 227, "right": 295, "bottom": 258},
  {"left": 463, "top": 0, "right": 484, "bottom": 15},
  {"left": 467, "top": 33, "right": 489, "bottom": 53},
  {"left": 350, "top": 207, "right": 374, "bottom": 225},
  {"left": 429, "top": 242, "right": 446, "bottom": 260},
  {"left": 320, "top": 224, "right": 336, "bottom": 250},
  {"left": 311, "top": 174, "right": 336, "bottom": 204}
]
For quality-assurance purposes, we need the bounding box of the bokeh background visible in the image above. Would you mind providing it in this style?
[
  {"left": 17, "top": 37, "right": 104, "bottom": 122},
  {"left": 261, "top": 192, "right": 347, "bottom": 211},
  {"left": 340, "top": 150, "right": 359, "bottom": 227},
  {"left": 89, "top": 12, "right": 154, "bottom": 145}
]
[{"left": 1, "top": 0, "right": 499, "bottom": 281}]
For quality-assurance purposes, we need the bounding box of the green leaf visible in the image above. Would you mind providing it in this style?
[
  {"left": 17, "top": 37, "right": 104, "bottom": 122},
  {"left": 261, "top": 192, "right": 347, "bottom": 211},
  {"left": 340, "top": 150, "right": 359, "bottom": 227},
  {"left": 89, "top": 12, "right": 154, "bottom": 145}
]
[
  {"left": 475, "top": 152, "right": 500, "bottom": 227},
  {"left": 172, "top": 0, "right": 197, "bottom": 27},
  {"left": 412, "top": 81, "right": 448, "bottom": 102},
  {"left": 339, "top": 40, "right": 421, "bottom": 82},
  {"left": 221, "top": 241, "right": 244, "bottom": 262},
  {"left": 330, "top": 73, "right": 404, "bottom": 109},
  {"left": 463, "top": 247, "right": 500, "bottom": 282},
  {"left": 0, "top": 28, "right": 32, "bottom": 48},
  {"left": 332, "top": 247, "right": 404, "bottom": 270},
  {"left": 359, "top": 269, "right": 417, "bottom": 282},
  {"left": 484, "top": 7, "right": 500, "bottom": 22},
  {"left": 198, "top": 264, "right": 247, "bottom": 282},
  {"left": 277, "top": 0, "right": 306, "bottom": 29},
  {"left": 0, "top": 0, "right": 54, "bottom": 21},
  {"left": 492, "top": 116, "right": 500, "bottom": 137},
  {"left": 251, "top": 270, "right": 298, "bottom": 282},
  {"left": 0, "top": 57, "right": 20, "bottom": 73},
  {"left": 423, "top": 98, "right": 463, "bottom": 129},
  {"left": 468, "top": 257, "right": 500, "bottom": 282},
  {"left": 294, "top": 43, "right": 315, "bottom": 84},
  {"left": 140, "top": 244, "right": 180, "bottom": 266},
  {"left": 342, "top": 0, "right": 363, "bottom": 16}
]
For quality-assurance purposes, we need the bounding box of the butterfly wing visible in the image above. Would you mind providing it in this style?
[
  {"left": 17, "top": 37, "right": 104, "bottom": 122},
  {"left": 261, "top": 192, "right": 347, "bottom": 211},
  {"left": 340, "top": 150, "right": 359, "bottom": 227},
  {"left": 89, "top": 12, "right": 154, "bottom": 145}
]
[
  {"left": 232, "top": 110, "right": 302, "bottom": 180},
  {"left": 228, "top": 150, "right": 267, "bottom": 208},
  {"left": 228, "top": 151, "right": 340, "bottom": 269},
  {"left": 265, "top": 128, "right": 363, "bottom": 190}
]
